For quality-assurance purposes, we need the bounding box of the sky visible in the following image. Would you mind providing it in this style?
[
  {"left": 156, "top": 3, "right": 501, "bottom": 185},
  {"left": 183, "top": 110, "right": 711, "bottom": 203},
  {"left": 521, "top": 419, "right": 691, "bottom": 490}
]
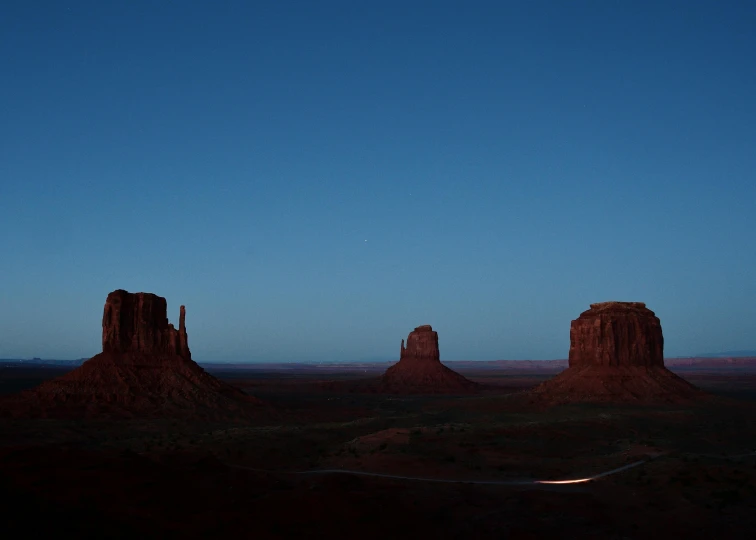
[{"left": 1, "top": 0, "right": 755, "bottom": 363}]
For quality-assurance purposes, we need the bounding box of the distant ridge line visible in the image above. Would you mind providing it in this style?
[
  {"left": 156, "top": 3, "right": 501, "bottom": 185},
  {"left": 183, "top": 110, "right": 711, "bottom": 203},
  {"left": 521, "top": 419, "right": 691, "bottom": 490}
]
[
  {"left": 194, "top": 357, "right": 756, "bottom": 369},
  {"left": 4, "top": 356, "right": 756, "bottom": 369}
]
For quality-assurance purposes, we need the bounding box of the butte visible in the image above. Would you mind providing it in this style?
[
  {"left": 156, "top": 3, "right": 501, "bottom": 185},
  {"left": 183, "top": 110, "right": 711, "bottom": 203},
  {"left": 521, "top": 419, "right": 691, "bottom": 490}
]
[
  {"left": 5, "top": 289, "right": 261, "bottom": 419},
  {"left": 378, "top": 325, "right": 478, "bottom": 394},
  {"left": 530, "top": 301, "right": 703, "bottom": 404}
]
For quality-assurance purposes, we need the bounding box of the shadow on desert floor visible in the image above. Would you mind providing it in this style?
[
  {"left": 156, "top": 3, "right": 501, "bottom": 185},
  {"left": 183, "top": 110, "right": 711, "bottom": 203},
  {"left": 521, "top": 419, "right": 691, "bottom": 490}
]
[{"left": 2, "top": 365, "right": 756, "bottom": 538}]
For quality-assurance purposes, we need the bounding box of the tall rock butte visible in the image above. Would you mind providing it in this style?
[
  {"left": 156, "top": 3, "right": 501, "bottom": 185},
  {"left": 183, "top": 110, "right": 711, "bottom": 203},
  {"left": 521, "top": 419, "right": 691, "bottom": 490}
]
[
  {"left": 101, "top": 290, "right": 191, "bottom": 359},
  {"left": 5, "top": 290, "right": 261, "bottom": 419},
  {"left": 379, "top": 325, "right": 478, "bottom": 394},
  {"left": 531, "top": 302, "right": 703, "bottom": 404},
  {"left": 568, "top": 302, "right": 664, "bottom": 368}
]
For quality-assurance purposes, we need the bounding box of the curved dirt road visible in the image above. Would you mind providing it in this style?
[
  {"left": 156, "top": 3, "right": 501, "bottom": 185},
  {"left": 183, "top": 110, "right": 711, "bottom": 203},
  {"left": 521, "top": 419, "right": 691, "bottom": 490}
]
[
  {"left": 229, "top": 458, "right": 651, "bottom": 486},
  {"left": 216, "top": 449, "right": 756, "bottom": 488}
]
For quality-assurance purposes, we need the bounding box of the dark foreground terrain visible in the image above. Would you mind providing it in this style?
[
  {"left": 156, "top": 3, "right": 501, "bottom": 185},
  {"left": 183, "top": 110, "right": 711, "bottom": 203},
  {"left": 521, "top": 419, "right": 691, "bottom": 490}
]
[{"left": 2, "top": 363, "right": 756, "bottom": 539}]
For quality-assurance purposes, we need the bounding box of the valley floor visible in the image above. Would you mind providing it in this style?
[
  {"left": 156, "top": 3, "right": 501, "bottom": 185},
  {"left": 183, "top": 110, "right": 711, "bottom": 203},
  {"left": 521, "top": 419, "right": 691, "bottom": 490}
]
[{"left": 1, "top": 366, "right": 756, "bottom": 539}]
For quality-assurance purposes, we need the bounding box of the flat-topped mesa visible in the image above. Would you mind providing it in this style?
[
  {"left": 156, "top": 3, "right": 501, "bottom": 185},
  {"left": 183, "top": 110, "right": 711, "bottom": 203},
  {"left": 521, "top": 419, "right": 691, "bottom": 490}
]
[
  {"left": 379, "top": 324, "right": 477, "bottom": 394},
  {"left": 530, "top": 301, "right": 704, "bottom": 404},
  {"left": 569, "top": 301, "right": 663, "bottom": 368},
  {"left": 3, "top": 288, "right": 262, "bottom": 419},
  {"left": 400, "top": 325, "right": 440, "bottom": 363},
  {"left": 101, "top": 289, "right": 191, "bottom": 360}
]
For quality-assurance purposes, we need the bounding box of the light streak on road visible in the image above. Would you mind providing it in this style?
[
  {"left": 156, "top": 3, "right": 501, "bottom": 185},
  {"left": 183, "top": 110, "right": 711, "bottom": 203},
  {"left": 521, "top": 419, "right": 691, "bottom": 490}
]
[
  {"left": 536, "top": 460, "right": 647, "bottom": 485},
  {"left": 229, "top": 459, "right": 649, "bottom": 486}
]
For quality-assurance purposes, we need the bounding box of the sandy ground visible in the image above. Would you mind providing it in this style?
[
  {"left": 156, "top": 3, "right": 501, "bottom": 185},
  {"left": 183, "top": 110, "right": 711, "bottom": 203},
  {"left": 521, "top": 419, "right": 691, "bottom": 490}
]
[{"left": 1, "top": 365, "right": 756, "bottom": 539}]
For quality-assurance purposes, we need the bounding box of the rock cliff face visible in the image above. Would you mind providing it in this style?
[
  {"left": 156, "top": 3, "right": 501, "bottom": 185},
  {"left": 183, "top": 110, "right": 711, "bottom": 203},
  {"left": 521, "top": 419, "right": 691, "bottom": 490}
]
[
  {"left": 380, "top": 325, "right": 477, "bottom": 394},
  {"left": 5, "top": 290, "right": 261, "bottom": 420},
  {"left": 400, "top": 325, "right": 440, "bottom": 363},
  {"left": 569, "top": 302, "right": 664, "bottom": 368},
  {"left": 102, "top": 290, "right": 191, "bottom": 359},
  {"left": 531, "top": 302, "right": 703, "bottom": 404}
]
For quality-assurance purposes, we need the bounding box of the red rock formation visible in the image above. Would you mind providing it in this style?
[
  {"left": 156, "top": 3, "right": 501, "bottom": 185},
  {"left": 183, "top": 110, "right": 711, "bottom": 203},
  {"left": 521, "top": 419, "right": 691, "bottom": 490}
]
[
  {"left": 5, "top": 290, "right": 261, "bottom": 419},
  {"left": 102, "top": 290, "right": 190, "bottom": 359},
  {"left": 379, "top": 325, "right": 478, "bottom": 394},
  {"left": 568, "top": 302, "right": 664, "bottom": 368},
  {"left": 531, "top": 302, "right": 703, "bottom": 404},
  {"left": 400, "top": 324, "right": 440, "bottom": 362}
]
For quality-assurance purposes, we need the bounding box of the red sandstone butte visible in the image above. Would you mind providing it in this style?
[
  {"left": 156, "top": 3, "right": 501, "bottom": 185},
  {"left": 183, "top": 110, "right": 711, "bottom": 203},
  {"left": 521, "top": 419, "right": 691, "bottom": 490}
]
[
  {"left": 5, "top": 290, "right": 261, "bottom": 419},
  {"left": 568, "top": 301, "right": 664, "bottom": 368},
  {"left": 379, "top": 325, "right": 478, "bottom": 394},
  {"left": 101, "top": 290, "right": 190, "bottom": 359},
  {"left": 531, "top": 302, "right": 703, "bottom": 404}
]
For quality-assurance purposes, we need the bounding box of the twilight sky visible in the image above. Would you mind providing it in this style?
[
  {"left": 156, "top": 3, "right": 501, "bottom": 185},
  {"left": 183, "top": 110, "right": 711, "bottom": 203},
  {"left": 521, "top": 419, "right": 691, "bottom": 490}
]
[{"left": 1, "top": 1, "right": 755, "bottom": 362}]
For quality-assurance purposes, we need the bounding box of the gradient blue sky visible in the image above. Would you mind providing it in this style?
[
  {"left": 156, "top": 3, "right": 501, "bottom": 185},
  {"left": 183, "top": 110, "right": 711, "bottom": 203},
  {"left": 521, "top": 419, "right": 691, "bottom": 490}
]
[{"left": 1, "top": 1, "right": 755, "bottom": 362}]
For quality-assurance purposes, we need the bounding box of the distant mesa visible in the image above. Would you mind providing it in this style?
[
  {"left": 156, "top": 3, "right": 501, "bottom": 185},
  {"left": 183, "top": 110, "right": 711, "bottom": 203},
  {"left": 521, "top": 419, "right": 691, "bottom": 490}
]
[
  {"left": 693, "top": 350, "right": 756, "bottom": 358},
  {"left": 666, "top": 356, "right": 756, "bottom": 367},
  {"left": 531, "top": 302, "right": 704, "bottom": 404},
  {"left": 378, "top": 325, "right": 478, "bottom": 394},
  {"left": 3, "top": 289, "right": 262, "bottom": 419}
]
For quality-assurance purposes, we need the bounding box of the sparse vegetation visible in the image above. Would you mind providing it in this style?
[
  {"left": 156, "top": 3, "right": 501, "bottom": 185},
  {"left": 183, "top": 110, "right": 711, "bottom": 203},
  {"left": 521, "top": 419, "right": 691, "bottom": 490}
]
[{"left": 3, "top": 364, "right": 756, "bottom": 537}]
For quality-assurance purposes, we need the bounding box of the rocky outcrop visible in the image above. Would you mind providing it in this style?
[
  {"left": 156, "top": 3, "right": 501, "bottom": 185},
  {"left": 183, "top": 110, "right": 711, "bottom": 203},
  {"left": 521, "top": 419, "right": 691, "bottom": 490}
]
[
  {"left": 400, "top": 325, "right": 440, "bottom": 363},
  {"left": 4, "top": 290, "right": 261, "bottom": 420},
  {"left": 380, "top": 325, "right": 478, "bottom": 394},
  {"left": 531, "top": 302, "right": 703, "bottom": 404},
  {"left": 569, "top": 302, "right": 664, "bottom": 368},
  {"left": 102, "top": 289, "right": 190, "bottom": 359}
]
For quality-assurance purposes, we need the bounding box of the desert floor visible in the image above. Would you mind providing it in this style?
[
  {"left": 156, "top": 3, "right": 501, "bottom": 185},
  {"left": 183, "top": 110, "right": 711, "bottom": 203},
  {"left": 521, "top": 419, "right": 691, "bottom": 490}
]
[{"left": 1, "top": 364, "right": 755, "bottom": 539}]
